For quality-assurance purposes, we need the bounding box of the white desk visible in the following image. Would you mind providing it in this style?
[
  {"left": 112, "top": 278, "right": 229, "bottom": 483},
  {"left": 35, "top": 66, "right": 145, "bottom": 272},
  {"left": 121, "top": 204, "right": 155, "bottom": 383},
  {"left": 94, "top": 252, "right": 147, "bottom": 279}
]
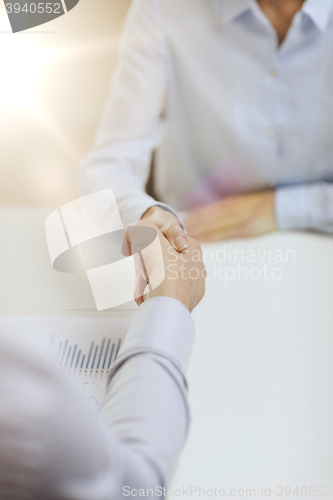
[
  {"left": 1, "top": 207, "right": 333, "bottom": 499},
  {"left": 0, "top": 207, "right": 137, "bottom": 317},
  {"left": 172, "top": 233, "right": 333, "bottom": 499}
]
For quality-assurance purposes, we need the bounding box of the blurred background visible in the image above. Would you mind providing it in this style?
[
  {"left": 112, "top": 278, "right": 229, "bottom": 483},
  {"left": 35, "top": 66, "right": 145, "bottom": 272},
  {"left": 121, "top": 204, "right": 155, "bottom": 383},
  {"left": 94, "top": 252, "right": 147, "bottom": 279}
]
[{"left": 0, "top": 0, "right": 131, "bottom": 206}]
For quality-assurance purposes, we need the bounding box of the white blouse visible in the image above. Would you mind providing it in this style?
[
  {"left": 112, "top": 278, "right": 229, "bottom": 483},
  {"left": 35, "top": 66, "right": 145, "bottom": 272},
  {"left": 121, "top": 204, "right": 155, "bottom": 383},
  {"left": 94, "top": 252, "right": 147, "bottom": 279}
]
[{"left": 78, "top": 0, "right": 333, "bottom": 233}]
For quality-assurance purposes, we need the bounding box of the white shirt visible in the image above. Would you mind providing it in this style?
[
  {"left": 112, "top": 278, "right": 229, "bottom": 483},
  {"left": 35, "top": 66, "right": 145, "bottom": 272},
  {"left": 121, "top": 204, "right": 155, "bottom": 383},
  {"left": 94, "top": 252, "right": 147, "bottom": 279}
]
[
  {"left": 0, "top": 298, "right": 194, "bottom": 499},
  {"left": 78, "top": 0, "right": 333, "bottom": 233}
]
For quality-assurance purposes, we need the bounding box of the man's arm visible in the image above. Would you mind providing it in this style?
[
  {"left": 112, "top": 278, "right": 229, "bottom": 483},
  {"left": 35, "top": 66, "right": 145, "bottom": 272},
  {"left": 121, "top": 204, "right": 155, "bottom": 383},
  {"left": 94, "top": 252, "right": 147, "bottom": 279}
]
[
  {"left": 0, "top": 230, "right": 205, "bottom": 499},
  {"left": 100, "top": 296, "right": 196, "bottom": 494}
]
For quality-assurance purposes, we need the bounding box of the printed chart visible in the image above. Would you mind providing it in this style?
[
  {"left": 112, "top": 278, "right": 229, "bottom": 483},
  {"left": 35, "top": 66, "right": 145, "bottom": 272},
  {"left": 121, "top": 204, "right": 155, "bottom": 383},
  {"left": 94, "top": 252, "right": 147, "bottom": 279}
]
[{"left": 0, "top": 315, "right": 133, "bottom": 408}]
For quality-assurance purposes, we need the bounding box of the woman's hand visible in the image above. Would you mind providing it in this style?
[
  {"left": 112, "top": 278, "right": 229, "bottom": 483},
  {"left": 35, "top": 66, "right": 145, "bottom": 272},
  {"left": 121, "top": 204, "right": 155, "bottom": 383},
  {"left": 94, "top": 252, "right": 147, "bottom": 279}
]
[
  {"left": 123, "top": 220, "right": 206, "bottom": 312},
  {"left": 184, "top": 191, "right": 276, "bottom": 242},
  {"left": 141, "top": 205, "right": 189, "bottom": 252}
]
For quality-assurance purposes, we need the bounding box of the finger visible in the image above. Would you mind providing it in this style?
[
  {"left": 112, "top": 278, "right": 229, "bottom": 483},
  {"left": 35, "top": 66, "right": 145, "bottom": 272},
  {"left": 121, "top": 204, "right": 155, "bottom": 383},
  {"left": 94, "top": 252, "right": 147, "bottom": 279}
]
[
  {"left": 141, "top": 283, "right": 151, "bottom": 304},
  {"left": 122, "top": 222, "right": 158, "bottom": 256},
  {"left": 121, "top": 227, "right": 132, "bottom": 256},
  {"left": 135, "top": 295, "right": 144, "bottom": 307},
  {"left": 135, "top": 268, "right": 148, "bottom": 295},
  {"left": 160, "top": 222, "right": 189, "bottom": 252},
  {"left": 133, "top": 257, "right": 149, "bottom": 305}
]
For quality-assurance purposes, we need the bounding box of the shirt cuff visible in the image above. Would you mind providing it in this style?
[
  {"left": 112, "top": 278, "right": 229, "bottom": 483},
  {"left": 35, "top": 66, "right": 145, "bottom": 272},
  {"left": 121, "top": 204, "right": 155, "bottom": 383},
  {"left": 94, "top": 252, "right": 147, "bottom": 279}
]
[
  {"left": 104, "top": 194, "right": 186, "bottom": 232},
  {"left": 275, "top": 185, "right": 310, "bottom": 231},
  {"left": 121, "top": 194, "right": 160, "bottom": 227},
  {"left": 115, "top": 296, "right": 195, "bottom": 375}
]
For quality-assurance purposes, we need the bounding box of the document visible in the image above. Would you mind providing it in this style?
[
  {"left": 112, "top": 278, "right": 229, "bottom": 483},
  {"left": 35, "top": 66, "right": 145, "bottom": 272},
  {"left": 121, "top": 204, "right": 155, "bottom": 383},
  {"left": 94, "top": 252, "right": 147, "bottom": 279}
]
[{"left": 0, "top": 315, "right": 133, "bottom": 409}]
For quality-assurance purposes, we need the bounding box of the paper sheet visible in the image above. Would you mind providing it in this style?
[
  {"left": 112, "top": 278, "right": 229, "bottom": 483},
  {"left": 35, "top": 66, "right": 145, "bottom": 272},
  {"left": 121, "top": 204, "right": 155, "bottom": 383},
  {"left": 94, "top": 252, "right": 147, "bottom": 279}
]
[{"left": 0, "top": 315, "right": 133, "bottom": 409}]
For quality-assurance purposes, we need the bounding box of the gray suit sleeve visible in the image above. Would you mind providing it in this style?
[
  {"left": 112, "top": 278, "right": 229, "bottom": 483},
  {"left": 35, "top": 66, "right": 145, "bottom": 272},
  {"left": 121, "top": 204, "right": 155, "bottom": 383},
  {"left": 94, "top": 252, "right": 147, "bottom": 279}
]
[{"left": 0, "top": 297, "right": 195, "bottom": 500}]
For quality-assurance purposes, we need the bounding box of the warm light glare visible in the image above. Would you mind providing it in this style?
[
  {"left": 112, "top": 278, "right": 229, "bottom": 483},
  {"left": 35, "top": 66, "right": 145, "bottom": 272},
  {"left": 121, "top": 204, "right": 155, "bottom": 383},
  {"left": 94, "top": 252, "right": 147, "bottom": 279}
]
[
  {"left": 0, "top": 1, "right": 129, "bottom": 206},
  {"left": 0, "top": 35, "right": 52, "bottom": 110}
]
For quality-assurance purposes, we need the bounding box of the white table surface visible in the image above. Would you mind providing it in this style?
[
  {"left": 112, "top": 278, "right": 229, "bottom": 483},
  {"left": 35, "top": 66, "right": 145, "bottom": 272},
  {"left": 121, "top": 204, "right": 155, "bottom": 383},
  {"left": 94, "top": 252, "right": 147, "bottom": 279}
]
[
  {"left": 171, "top": 231, "right": 333, "bottom": 499},
  {"left": 0, "top": 207, "right": 137, "bottom": 317},
  {"left": 1, "top": 207, "right": 333, "bottom": 499}
]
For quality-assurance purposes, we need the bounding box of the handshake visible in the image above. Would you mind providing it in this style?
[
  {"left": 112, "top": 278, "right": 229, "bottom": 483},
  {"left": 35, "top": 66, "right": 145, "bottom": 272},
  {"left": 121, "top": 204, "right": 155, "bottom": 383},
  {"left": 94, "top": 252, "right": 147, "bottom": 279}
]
[
  {"left": 125, "top": 220, "right": 206, "bottom": 313},
  {"left": 45, "top": 191, "right": 205, "bottom": 313}
]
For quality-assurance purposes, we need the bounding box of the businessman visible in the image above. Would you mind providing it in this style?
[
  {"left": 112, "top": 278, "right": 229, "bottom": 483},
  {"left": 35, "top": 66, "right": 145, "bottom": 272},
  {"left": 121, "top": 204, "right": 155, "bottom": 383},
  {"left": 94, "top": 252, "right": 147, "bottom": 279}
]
[{"left": 0, "top": 224, "right": 205, "bottom": 499}]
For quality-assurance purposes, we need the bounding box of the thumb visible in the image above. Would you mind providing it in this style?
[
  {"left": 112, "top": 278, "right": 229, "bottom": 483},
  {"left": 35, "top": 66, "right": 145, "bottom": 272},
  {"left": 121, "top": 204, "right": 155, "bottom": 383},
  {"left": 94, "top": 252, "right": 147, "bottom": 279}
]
[{"left": 163, "top": 223, "right": 189, "bottom": 252}]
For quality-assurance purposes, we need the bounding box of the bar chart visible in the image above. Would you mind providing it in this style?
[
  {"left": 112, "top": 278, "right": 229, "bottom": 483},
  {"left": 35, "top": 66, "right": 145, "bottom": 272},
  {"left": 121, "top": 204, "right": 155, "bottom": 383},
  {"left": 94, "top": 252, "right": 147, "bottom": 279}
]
[
  {"left": 0, "top": 315, "right": 133, "bottom": 408},
  {"left": 52, "top": 335, "right": 122, "bottom": 376}
]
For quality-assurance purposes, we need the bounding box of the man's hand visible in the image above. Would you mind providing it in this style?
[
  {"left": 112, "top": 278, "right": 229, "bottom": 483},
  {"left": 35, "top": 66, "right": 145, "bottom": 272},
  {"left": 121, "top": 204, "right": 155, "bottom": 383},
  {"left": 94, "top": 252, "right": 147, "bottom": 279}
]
[
  {"left": 142, "top": 205, "right": 189, "bottom": 252},
  {"left": 125, "top": 221, "right": 206, "bottom": 312},
  {"left": 184, "top": 191, "right": 276, "bottom": 242}
]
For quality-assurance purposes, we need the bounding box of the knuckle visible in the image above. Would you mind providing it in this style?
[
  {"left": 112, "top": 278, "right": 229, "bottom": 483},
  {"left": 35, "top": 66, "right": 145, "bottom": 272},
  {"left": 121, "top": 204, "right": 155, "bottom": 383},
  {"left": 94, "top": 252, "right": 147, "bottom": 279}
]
[
  {"left": 165, "top": 225, "right": 184, "bottom": 240},
  {"left": 169, "top": 223, "right": 183, "bottom": 234}
]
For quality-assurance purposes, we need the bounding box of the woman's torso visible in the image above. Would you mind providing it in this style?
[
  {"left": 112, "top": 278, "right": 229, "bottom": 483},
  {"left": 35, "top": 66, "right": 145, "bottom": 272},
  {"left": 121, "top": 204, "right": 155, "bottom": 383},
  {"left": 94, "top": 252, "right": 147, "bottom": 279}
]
[{"left": 155, "top": 0, "right": 333, "bottom": 209}]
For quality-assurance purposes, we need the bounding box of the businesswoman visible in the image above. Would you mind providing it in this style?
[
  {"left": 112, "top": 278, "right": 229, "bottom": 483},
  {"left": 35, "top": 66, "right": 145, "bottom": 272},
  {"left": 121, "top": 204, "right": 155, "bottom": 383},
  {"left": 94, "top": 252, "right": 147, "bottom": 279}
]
[{"left": 79, "top": 0, "right": 333, "bottom": 248}]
